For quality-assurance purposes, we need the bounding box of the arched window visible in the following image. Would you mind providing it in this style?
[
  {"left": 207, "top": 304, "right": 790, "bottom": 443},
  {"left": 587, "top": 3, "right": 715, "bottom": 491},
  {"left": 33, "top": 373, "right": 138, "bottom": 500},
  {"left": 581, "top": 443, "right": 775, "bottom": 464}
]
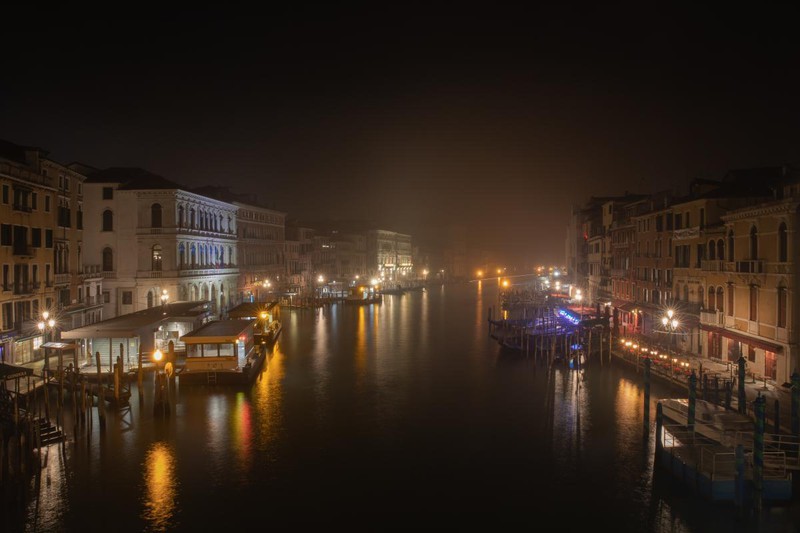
[
  {"left": 190, "top": 208, "right": 196, "bottom": 228},
  {"left": 717, "top": 239, "right": 724, "bottom": 262},
  {"left": 728, "top": 231, "right": 735, "bottom": 262},
  {"left": 102, "top": 209, "right": 113, "bottom": 231},
  {"left": 778, "top": 222, "right": 788, "bottom": 262},
  {"left": 716, "top": 287, "right": 724, "bottom": 314},
  {"left": 178, "top": 205, "right": 184, "bottom": 228},
  {"left": 228, "top": 246, "right": 233, "bottom": 265},
  {"left": 708, "top": 241, "right": 716, "bottom": 260},
  {"left": 102, "top": 247, "right": 113, "bottom": 271},
  {"left": 749, "top": 226, "right": 758, "bottom": 259},
  {"left": 147, "top": 291, "right": 154, "bottom": 308},
  {"left": 179, "top": 243, "right": 185, "bottom": 268},
  {"left": 190, "top": 244, "right": 196, "bottom": 266},
  {"left": 151, "top": 203, "right": 163, "bottom": 228},
  {"left": 707, "top": 286, "right": 715, "bottom": 311},
  {"left": 152, "top": 244, "right": 163, "bottom": 271}
]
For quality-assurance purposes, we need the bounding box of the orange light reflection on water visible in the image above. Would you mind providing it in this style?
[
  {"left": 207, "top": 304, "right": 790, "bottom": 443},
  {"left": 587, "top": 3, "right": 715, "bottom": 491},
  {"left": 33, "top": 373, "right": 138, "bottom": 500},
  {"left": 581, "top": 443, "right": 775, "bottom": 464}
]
[
  {"left": 355, "top": 306, "right": 367, "bottom": 385},
  {"left": 142, "top": 441, "right": 178, "bottom": 531}
]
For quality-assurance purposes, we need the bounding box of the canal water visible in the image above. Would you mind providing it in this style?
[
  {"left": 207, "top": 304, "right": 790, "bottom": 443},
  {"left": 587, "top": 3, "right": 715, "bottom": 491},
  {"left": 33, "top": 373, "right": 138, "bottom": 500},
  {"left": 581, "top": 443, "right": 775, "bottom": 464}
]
[{"left": 4, "top": 281, "right": 799, "bottom": 531}]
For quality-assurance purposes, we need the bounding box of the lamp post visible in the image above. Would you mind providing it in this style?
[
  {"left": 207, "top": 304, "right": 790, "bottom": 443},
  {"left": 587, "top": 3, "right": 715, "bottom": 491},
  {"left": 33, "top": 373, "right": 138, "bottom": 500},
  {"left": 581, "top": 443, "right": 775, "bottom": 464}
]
[
  {"left": 37, "top": 311, "right": 57, "bottom": 371},
  {"left": 259, "top": 310, "right": 269, "bottom": 345},
  {"left": 153, "top": 349, "right": 163, "bottom": 383},
  {"left": 661, "top": 309, "right": 679, "bottom": 354},
  {"left": 317, "top": 275, "right": 325, "bottom": 302},
  {"left": 152, "top": 348, "right": 167, "bottom": 417}
]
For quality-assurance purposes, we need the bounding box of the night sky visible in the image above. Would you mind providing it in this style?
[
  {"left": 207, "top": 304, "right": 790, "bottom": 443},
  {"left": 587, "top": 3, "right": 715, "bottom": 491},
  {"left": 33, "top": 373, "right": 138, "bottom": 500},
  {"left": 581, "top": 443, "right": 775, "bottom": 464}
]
[{"left": 2, "top": 5, "right": 800, "bottom": 266}]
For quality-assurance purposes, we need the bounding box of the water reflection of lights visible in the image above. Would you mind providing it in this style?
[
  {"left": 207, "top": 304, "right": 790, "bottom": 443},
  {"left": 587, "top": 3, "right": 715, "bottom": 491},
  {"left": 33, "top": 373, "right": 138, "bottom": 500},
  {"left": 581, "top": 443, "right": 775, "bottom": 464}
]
[
  {"left": 142, "top": 441, "right": 178, "bottom": 530},
  {"left": 254, "top": 341, "right": 285, "bottom": 447},
  {"left": 233, "top": 392, "right": 253, "bottom": 470},
  {"left": 355, "top": 306, "right": 367, "bottom": 384}
]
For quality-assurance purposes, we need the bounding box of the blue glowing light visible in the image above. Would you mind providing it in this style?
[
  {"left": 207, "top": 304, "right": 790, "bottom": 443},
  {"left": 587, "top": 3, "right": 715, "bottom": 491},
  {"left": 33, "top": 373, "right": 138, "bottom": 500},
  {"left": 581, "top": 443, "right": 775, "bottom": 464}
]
[{"left": 557, "top": 308, "right": 580, "bottom": 325}]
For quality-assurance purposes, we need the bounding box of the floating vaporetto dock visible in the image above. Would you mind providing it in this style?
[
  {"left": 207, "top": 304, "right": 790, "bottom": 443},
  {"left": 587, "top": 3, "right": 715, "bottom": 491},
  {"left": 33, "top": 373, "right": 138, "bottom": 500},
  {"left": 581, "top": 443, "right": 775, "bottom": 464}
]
[{"left": 177, "top": 319, "right": 266, "bottom": 386}]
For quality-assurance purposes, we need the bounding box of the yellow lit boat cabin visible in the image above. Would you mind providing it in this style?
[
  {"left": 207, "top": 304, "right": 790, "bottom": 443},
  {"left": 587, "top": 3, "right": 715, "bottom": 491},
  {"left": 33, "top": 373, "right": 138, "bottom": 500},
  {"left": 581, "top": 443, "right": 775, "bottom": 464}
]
[{"left": 178, "top": 319, "right": 265, "bottom": 385}]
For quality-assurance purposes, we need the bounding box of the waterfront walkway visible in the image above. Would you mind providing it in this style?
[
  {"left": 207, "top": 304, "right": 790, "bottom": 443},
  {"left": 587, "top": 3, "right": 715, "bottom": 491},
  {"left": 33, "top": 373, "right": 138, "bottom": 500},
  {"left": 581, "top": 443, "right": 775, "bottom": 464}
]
[{"left": 610, "top": 346, "right": 797, "bottom": 435}]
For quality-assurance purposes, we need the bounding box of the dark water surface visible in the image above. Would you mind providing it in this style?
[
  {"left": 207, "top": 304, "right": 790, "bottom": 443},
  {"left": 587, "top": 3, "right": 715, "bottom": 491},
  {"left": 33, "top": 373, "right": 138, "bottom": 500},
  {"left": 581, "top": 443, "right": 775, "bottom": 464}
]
[{"left": 6, "top": 281, "right": 799, "bottom": 531}]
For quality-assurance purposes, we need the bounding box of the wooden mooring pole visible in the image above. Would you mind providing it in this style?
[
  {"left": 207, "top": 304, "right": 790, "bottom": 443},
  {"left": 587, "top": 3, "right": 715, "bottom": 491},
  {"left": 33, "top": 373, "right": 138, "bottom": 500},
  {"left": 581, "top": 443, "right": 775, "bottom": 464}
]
[{"left": 95, "top": 351, "right": 106, "bottom": 430}]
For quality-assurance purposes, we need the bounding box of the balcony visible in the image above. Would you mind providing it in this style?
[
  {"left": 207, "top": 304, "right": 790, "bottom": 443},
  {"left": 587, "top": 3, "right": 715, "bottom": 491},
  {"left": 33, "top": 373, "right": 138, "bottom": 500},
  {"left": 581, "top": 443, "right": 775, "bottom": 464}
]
[
  {"left": 55, "top": 273, "right": 70, "bottom": 285},
  {"left": 673, "top": 227, "right": 700, "bottom": 241},
  {"left": 609, "top": 268, "right": 629, "bottom": 278},
  {"left": 12, "top": 203, "right": 32, "bottom": 213},
  {"left": 766, "top": 262, "right": 793, "bottom": 275},
  {"left": 12, "top": 246, "right": 34, "bottom": 257},
  {"left": 138, "top": 270, "right": 165, "bottom": 278},
  {"left": 12, "top": 282, "right": 36, "bottom": 295},
  {"left": 700, "top": 310, "right": 723, "bottom": 326},
  {"left": 81, "top": 264, "right": 103, "bottom": 279},
  {"left": 178, "top": 265, "right": 238, "bottom": 278},
  {"left": 736, "top": 260, "right": 764, "bottom": 274},
  {"left": 700, "top": 259, "right": 726, "bottom": 272}
]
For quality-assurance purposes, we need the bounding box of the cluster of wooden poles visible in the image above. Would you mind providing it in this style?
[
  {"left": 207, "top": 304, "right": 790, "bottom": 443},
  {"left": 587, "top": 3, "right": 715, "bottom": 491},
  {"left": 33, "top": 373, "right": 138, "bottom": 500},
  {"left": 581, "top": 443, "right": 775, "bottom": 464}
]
[{"left": 1, "top": 343, "right": 176, "bottom": 491}]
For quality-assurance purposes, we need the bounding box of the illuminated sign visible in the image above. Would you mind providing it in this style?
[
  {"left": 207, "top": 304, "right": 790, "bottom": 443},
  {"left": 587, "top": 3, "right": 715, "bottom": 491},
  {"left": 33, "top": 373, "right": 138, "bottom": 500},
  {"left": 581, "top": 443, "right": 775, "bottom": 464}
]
[{"left": 557, "top": 308, "right": 580, "bottom": 325}]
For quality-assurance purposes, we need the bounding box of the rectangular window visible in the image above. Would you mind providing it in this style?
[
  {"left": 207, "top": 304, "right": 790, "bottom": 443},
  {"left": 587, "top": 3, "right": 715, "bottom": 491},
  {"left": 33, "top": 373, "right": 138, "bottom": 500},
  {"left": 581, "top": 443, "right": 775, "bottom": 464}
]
[
  {"left": 102, "top": 187, "right": 113, "bottom": 200},
  {"left": 65, "top": 177, "right": 70, "bottom": 191},
  {"left": 122, "top": 291, "right": 133, "bottom": 305},
  {"left": 32, "top": 192, "right": 37, "bottom": 210},
  {"left": 0, "top": 224, "right": 10, "bottom": 246},
  {"left": 778, "top": 287, "right": 787, "bottom": 328},
  {"left": 749, "top": 285, "right": 758, "bottom": 321},
  {"left": 31, "top": 228, "right": 41, "bottom": 247},
  {"left": 1, "top": 184, "right": 8, "bottom": 204},
  {"left": 2, "top": 302, "right": 12, "bottom": 329},
  {"left": 78, "top": 183, "right": 82, "bottom": 195},
  {"left": 45, "top": 264, "right": 51, "bottom": 286},
  {"left": 2, "top": 265, "right": 8, "bottom": 291},
  {"left": 45, "top": 195, "right": 51, "bottom": 212},
  {"left": 77, "top": 209, "right": 83, "bottom": 230},
  {"left": 103, "top": 291, "right": 110, "bottom": 303},
  {"left": 45, "top": 229, "right": 53, "bottom": 248},
  {"left": 748, "top": 345, "right": 756, "bottom": 363},
  {"left": 32, "top": 264, "right": 38, "bottom": 283},
  {"left": 728, "top": 284, "right": 734, "bottom": 317}
]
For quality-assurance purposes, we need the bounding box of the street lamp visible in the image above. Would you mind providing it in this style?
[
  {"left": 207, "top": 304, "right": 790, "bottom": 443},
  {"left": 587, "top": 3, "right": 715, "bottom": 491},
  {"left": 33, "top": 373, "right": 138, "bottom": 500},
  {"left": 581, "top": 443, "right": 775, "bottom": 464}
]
[
  {"left": 153, "top": 348, "right": 163, "bottom": 383},
  {"left": 661, "top": 309, "right": 679, "bottom": 353},
  {"left": 259, "top": 311, "right": 269, "bottom": 342},
  {"left": 38, "top": 311, "right": 57, "bottom": 371}
]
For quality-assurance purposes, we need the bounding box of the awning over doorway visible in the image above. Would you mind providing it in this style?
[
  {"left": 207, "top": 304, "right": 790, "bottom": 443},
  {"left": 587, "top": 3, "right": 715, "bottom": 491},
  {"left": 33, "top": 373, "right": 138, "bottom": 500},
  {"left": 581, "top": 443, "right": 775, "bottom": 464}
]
[{"left": 700, "top": 324, "right": 784, "bottom": 353}]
